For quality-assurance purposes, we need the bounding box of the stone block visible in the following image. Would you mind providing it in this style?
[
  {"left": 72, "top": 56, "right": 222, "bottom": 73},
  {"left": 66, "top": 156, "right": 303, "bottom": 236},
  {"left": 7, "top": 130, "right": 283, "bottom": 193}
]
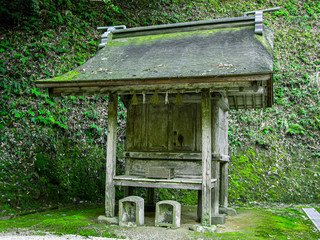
[
  {"left": 219, "top": 207, "right": 237, "bottom": 216},
  {"left": 189, "top": 224, "right": 217, "bottom": 233},
  {"left": 97, "top": 215, "right": 119, "bottom": 225},
  {"left": 212, "top": 214, "right": 226, "bottom": 225},
  {"left": 119, "top": 196, "right": 144, "bottom": 227},
  {"left": 155, "top": 200, "right": 181, "bottom": 228}
]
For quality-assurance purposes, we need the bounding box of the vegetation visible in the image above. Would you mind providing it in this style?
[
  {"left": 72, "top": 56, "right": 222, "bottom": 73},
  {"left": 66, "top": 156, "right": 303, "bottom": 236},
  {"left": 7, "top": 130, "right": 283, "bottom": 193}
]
[
  {"left": 0, "top": 204, "right": 118, "bottom": 238},
  {"left": 0, "top": 205, "right": 319, "bottom": 239},
  {"left": 0, "top": 0, "right": 320, "bottom": 215}
]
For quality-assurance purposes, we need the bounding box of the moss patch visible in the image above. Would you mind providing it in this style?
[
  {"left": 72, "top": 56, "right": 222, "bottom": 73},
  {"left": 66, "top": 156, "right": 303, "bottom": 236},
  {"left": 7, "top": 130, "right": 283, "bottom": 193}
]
[
  {"left": 1, "top": 206, "right": 319, "bottom": 239},
  {"left": 0, "top": 205, "right": 118, "bottom": 238},
  {"left": 111, "top": 26, "right": 252, "bottom": 47},
  {"left": 189, "top": 208, "right": 320, "bottom": 240}
]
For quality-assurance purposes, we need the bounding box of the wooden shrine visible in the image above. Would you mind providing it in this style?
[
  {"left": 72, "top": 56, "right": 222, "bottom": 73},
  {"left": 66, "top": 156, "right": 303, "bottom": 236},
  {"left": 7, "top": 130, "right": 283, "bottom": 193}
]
[{"left": 36, "top": 12, "right": 275, "bottom": 226}]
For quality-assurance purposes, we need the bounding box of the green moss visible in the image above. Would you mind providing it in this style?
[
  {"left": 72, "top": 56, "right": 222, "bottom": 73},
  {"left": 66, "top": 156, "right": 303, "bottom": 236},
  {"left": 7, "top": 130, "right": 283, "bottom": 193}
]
[
  {"left": 37, "top": 71, "right": 81, "bottom": 82},
  {"left": 189, "top": 208, "right": 320, "bottom": 240},
  {"left": 0, "top": 205, "right": 117, "bottom": 238},
  {"left": 111, "top": 27, "right": 251, "bottom": 47},
  {"left": 51, "top": 71, "right": 80, "bottom": 82},
  {"left": 255, "top": 34, "right": 273, "bottom": 56}
]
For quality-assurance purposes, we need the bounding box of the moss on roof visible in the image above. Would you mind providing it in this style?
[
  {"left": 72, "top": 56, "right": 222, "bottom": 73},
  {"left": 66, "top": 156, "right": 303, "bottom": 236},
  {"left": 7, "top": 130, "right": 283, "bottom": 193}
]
[{"left": 37, "top": 19, "right": 274, "bottom": 85}]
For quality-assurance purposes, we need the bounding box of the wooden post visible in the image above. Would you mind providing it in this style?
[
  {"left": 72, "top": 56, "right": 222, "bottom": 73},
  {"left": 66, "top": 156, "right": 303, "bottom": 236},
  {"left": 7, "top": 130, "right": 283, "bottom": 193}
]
[
  {"left": 211, "top": 95, "right": 221, "bottom": 216},
  {"left": 147, "top": 188, "right": 155, "bottom": 205},
  {"left": 201, "top": 89, "right": 212, "bottom": 226},
  {"left": 197, "top": 190, "right": 202, "bottom": 222},
  {"left": 220, "top": 109, "right": 229, "bottom": 208},
  {"left": 220, "top": 162, "right": 228, "bottom": 208},
  {"left": 105, "top": 93, "right": 118, "bottom": 217}
]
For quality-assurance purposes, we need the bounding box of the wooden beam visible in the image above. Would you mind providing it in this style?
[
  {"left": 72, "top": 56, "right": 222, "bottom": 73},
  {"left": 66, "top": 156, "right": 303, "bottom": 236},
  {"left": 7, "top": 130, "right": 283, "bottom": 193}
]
[
  {"left": 49, "top": 81, "right": 255, "bottom": 97},
  {"left": 113, "top": 175, "right": 216, "bottom": 190},
  {"left": 113, "top": 18, "right": 254, "bottom": 39},
  {"left": 37, "top": 74, "right": 271, "bottom": 89},
  {"left": 201, "top": 89, "right": 212, "bottom": 226},
  {"left": 105, "top": 93, "right": 118, "bottom": 217},
  {"left": 123, "top": 151, "right": 229, "bottom": 161}
]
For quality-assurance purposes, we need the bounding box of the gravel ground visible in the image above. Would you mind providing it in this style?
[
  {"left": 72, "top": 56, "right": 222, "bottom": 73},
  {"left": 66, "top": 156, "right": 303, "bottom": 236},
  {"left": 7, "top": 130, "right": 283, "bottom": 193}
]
[{"left": 0, "top": 232, "right": 124, "bottom": 240}]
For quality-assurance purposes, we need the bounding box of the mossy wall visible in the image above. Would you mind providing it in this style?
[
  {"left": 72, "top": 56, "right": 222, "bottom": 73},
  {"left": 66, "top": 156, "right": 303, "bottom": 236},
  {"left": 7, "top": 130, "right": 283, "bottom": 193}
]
[{"left": 1, "top": 0, "right": 319, "bottom": 212}]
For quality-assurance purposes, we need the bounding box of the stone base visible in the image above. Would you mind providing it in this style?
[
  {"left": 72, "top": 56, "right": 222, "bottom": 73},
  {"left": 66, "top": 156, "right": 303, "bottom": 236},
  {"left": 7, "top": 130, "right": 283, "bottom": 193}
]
[
  {"left": 189, "top": 224, "right": 217, "bottom": 233},
  {"left": 212, "top": 214, "right": 226, "bottom": 225},
  {"left": 219, "top": 207, "right": 237, "bottom": 216},
  {"left": 97, "top": 215, "right": 119, "bottom": 225}
]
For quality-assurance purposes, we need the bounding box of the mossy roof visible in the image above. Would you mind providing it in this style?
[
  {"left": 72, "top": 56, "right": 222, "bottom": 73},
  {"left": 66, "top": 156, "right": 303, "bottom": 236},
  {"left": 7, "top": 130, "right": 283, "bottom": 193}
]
[{"left": 36, "top": 17, "right": 274, "bottom": 89}]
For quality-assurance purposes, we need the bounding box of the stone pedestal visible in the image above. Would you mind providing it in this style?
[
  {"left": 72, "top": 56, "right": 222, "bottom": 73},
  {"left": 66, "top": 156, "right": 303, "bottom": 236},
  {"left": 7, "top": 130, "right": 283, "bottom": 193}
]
[{"left": 212, "top": 214, "right": 226, "bottom": 225}]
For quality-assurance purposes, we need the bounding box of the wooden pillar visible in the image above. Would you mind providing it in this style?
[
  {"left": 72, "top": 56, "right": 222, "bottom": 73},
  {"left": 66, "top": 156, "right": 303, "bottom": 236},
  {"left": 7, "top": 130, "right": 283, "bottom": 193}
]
[
  {"left": 105, "top": 93, "right": 118, "bottom": 217},
  {"left": 220, "top": 162, "right": 228, "bottom": 208},
  {"left": 201, "top": 89, "right": 212, "bottom": 226},
  {"left": 211, "top": 95, "right": 222, "bottom": 216},
  {"left": 124, "top": 187, "right": 133, "bottom": 197},
  {"left": 197, "top": 190, "right": 202, "bottom": 222},
  {"left": 220, "top": 109, "right": 229, "bottom": 208},
  {"left": 147, "top": 188, "right": 155, "bottom": 206}
]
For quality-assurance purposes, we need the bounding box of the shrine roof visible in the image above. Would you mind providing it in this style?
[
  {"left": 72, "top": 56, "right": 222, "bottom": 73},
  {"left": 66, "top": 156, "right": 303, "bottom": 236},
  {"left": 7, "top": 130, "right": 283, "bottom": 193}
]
[{"left": 36, "top": 16, "right": 274, "bottom": 100}]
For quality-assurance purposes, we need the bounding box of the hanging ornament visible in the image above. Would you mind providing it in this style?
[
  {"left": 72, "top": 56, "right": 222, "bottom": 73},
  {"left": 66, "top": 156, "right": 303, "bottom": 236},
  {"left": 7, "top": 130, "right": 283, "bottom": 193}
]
[
  {"left": 150, "top": 91, "right": 159, "bottom": 104},
  {"left": 165, "top": 92, "right": 169, "bottom": 104},
  {"left": 175, "top": 90, "right": 182, "bottom": 105},
  {"left": 131, "top": 92, "right": 138, "bottom": 105}
]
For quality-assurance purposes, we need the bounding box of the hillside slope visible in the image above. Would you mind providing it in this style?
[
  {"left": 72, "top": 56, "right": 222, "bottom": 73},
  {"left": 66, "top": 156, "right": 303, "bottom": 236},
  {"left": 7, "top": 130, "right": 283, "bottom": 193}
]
[{"left": 0, "top": 0, "right": 319, "bottom": 211}]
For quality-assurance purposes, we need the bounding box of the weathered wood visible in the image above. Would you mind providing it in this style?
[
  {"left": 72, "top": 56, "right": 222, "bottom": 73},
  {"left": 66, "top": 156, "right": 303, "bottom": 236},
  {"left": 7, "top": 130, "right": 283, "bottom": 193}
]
[
  {"left": 220, "top": 162, "right": 228, "bottom": 208},
  {"left": 267, "top": 73, "right": 273, "bottom": 107},
  {"left": 172, "top": 104, "right": 196, "bottom": 151},
  {"left": 50, "top": 83, "right": 270, "bottom": 110},
  {"left": 124, "top": 151, "right": 229, "bottom": 161},
  {"left": 113, "top": 17, "right": 254, "bottom": 39},
  {"left": 201, "top": 89, "right": 212, "bottom": 226},
  {"left": 40, "top": 74, "right": 271, "bottom": 89},
  {"left": 113, "top": 175, "right": 216, "bottom": 190},
  {"left": 147, "top": 188, "right": 155, "bottom": 206},
  {"left": 123, "top": 186, "right": 133, "bottom": 197},
  {"left": 220, "top": 106, "right": 229, "bottom": 208},
  {"left": 147, "top": 104, "right": 169, "bottom": 150},
  {"left": 105, "top": 93, "right": 118, "bottom": 217},
  {"left": 49, "top": 81, "right": 256, "bottom": 97},
  {"left": 211, "top": 96, "right": 221, "bottom": 217},
  {"left": 127, "top": 159, "right": 202, "bottom": 178},
  {"left": 146, "top": 166, "right": 174, "bottom": 179},
  {"left": 197, "top": 190, "right": 202, "bottom": 222}
]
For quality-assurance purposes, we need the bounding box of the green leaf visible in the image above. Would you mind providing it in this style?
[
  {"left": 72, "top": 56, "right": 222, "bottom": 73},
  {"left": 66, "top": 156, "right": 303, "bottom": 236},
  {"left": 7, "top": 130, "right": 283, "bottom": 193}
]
[
  {"left": 28, "top": 109, "right": 35, "bottom": 116},
  {"left": 21, "top": 56, "right": 28, "bottom": 65}
]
